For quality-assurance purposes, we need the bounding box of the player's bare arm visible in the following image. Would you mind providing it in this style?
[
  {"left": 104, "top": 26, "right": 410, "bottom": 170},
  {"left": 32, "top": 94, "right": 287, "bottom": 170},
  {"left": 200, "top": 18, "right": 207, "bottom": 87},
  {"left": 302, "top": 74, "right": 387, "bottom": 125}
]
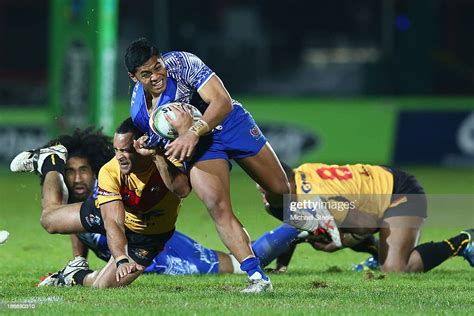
[
  {"left": 100, "top": 200, "right": 127, "bottom": 259},
  {"left": 197, "top": 75, "right": 233, "bottom": 129},
  {"left": 165, "top": 75, "right": 232, "bottom": 161},
  {"left": 100, "top": 200, "right": 142, "bottom": 280}
]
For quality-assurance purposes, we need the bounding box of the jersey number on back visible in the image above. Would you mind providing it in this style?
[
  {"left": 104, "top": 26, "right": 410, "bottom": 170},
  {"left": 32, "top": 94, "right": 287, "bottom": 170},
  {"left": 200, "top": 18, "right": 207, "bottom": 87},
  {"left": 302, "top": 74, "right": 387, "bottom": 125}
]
[{"left": 316, "top": 167, "right": 353, "bottom": 180}]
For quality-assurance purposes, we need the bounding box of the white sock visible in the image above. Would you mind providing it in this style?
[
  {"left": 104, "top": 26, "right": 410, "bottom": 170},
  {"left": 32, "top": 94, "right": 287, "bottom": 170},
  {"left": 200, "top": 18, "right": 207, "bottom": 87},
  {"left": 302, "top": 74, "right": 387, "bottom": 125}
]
[{"left": 229, "top": 254, "right": 245, "bottom": 274}]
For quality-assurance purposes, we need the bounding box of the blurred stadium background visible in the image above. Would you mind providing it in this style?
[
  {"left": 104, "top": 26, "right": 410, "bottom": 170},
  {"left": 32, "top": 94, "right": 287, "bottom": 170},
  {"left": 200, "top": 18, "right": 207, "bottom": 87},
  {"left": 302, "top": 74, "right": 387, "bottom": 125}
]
[{"left": 0, "top": 0, "right": 473, "bottom": 169}]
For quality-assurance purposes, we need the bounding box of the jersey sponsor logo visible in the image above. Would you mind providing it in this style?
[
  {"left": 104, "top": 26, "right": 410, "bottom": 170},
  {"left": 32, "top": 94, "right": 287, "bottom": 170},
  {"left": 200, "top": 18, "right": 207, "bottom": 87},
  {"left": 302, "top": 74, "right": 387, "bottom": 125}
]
[
  {"left": 210, "top": 125, "right": 223, "bottom": 134},
  {"left": 85, "top": 214, "right": 102, "bottom": 228},
  {"left": 132, "top": 248, "right": 150, "bottom": 260},
  {"left": 97, "top": 187, "right": 120, "bottom": 197},
  {"left": 299, "top": 171, "right": 312, "bottom": 193},
  {"left": 150, "top": 186, "right": 160, "bottom": 193},
  {"left": 250, "top": 125, "right": 262, "bottom": 138}
]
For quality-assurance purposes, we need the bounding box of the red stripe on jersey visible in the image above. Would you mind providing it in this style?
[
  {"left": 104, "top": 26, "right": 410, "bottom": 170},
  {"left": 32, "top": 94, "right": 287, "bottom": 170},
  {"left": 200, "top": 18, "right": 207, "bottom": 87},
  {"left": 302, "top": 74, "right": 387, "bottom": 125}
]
[{"left": 120, "top": 170, "right": 169, "bottom": 213}]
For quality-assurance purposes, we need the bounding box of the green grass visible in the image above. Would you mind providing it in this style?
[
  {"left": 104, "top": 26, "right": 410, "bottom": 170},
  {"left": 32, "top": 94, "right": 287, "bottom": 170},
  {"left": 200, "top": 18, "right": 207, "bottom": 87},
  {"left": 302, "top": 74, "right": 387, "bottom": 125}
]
[{"left": 0, "top": 167, "right": 473, "bottom": 315}]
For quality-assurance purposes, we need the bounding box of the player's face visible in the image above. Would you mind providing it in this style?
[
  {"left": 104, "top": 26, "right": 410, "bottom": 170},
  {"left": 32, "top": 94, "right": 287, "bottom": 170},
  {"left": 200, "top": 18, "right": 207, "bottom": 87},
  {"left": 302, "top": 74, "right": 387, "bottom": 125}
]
[
  {"left": 114, "top": 132, "right": 150, "bottom": 175},
  {"left": 129, "top": 56, "right": 167, "bottom": 97},
  {"left": 65, "top": 157, "right": 96, "bottom": 202}
]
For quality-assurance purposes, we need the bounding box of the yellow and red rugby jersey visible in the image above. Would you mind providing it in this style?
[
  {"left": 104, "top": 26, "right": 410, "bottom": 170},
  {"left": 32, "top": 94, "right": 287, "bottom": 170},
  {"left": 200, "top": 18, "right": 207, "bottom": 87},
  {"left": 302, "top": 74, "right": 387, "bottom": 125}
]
[
  {"left": 294, "top": 163, "right": 394, "bottom": 224},
  {"left": 96, "top": 158, "right": 181, "bottom": 235}
]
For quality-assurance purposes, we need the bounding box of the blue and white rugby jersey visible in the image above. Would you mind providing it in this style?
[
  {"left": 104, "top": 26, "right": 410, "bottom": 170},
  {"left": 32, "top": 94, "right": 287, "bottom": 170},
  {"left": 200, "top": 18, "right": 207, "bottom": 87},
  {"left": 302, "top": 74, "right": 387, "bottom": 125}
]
[{"left": 130, "top": 51, "right": 230, "bottom": 148}]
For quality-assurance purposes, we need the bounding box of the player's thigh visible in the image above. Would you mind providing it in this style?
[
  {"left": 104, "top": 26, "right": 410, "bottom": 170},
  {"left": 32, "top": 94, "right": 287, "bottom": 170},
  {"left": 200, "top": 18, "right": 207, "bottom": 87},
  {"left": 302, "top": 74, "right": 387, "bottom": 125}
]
[
  {"left": 190, "top": 159, "right": 232, "bottom": 216},
  {"left": 235, "top": 142, "right": 289, "bottom": 194},
  {"left": 41, "top": 203, "right": 85, "bottom": 234},
  {"left": 91, "top": 257, "right": 144, "bottom": 288},
  {"left": 379, "top": 216, "right": 424, "bottom": 272}
]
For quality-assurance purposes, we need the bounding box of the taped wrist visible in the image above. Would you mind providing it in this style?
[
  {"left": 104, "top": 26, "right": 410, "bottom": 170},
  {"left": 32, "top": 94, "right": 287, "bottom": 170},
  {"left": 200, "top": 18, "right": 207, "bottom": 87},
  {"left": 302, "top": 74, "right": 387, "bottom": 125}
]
[{"left": 188, "top": 119, "right": 210, "bottom": 137}]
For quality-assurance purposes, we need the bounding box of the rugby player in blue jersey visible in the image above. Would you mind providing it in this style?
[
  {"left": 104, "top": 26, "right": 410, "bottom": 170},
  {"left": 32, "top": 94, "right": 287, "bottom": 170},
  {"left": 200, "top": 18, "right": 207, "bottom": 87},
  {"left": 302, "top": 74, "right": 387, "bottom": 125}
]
[{"left": 125, "top": 38, "right": 290, "bottom": 292}]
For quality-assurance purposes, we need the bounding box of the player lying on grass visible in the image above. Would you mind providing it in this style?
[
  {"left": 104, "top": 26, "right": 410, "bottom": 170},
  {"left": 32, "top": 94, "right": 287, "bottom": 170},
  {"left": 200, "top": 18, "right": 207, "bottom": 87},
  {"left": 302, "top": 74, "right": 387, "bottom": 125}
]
[
  {"left": 42, "top": 127, "right": 115, "bottom": 260},
  {"left": 38, "top": 126, "right": 243, "bottom": 276},
  {"left": 15, "top": 126, "right": 306, "bottom": 280},
  {"left": 258, "top": 162, "right": 473, "bottom": 273},
  {"left": 10, "top": 118, "right": 193, "bottom": 288},
  {"left": 62, "top": 131, "right": 324, "bottom": 275}
]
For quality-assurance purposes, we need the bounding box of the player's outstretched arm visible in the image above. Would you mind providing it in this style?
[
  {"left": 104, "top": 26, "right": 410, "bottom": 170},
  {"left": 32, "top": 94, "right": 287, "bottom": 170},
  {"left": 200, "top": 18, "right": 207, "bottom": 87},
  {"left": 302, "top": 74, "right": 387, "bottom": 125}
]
[
  {"left": 100, "top": 201, "right": 140, "bottom": 281},
  {"left": 101, "top": 201, "right": 127, "bottom": 259}
]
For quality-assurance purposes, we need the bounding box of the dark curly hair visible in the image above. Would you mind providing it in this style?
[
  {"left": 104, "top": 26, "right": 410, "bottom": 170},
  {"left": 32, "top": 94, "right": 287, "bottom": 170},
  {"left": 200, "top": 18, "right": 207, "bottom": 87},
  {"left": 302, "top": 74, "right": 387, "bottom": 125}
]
[
  {"left": 124, "top": 37, "right": 160, "bottom": 74},
  {"left": 47, "top": 127, "right": 114, "bottom": 177}
]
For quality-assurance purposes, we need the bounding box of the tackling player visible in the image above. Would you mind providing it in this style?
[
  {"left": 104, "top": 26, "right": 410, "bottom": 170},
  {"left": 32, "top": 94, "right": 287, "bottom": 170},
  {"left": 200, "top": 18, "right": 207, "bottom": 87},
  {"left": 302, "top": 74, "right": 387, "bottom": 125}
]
[
  {"left": 260, "top": 162, "right": 473, "bottom": 272},
  {"left": 40, "top": 127, "right": 242, "bottom": 276},
  {"left": 125, "top": 38, "right": 290, "bottom": 292},
  {"left": 10, "top": 118, "right": 191, "bottom": 287}
]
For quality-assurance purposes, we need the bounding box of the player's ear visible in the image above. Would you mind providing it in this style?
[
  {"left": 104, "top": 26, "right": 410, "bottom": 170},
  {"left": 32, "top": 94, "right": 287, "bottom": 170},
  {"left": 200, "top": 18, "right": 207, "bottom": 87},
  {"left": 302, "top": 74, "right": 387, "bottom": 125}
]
[{"left": 128, "top": 72, "right": 138, "bottom": 83}]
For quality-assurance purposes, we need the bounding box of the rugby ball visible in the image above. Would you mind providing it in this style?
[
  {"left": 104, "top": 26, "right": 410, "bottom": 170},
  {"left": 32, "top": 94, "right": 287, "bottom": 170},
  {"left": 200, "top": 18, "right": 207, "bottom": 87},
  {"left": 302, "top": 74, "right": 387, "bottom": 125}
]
[{"left": 149, "top": 102, "right": 202, "bottom": 140}]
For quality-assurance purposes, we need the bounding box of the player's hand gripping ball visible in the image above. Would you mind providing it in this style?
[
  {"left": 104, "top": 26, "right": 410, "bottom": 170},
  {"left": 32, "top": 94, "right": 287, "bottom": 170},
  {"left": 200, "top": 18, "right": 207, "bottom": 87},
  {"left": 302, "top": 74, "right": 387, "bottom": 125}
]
[{"left": 149, "top": 102, "right": 202, "bottom": 140}]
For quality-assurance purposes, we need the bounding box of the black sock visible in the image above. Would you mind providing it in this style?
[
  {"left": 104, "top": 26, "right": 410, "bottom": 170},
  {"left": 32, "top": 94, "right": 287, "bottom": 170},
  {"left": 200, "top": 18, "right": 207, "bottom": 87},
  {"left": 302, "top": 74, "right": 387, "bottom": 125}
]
[
  {"left": 414, "top": 232, "right": 470, "bottom": 272},
  {"left": 267, "top": 206, "right": 283, "bottom": 221},
  {"left": 72, "top": 269, "right": 94, "bottom": 286},
  {"left": 41, "top": 154, "right": 65, "bottom": 176},
  {"left": 350, "top": 235, "right": 379, "bottom": 260},
  {"left": 444, "top": 232, "right": 471, "bottom": 255}
]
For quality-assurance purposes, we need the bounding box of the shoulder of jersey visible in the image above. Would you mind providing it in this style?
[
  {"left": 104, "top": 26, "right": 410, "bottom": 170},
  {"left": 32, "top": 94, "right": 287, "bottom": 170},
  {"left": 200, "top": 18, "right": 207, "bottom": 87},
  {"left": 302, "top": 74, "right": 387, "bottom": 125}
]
[
  {"left": 131, "top": 82, "right": 144, "bottom": 108},
  {"left": 100, "top": 158, "right": 120, "bottom": 177}
]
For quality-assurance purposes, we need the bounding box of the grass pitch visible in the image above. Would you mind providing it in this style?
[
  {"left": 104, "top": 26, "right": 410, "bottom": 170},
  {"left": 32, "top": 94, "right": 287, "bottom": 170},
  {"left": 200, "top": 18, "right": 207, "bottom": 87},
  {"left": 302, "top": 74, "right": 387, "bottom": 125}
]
[{"left": 0, "top": 167, "right": 473, "bottom": 315}]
